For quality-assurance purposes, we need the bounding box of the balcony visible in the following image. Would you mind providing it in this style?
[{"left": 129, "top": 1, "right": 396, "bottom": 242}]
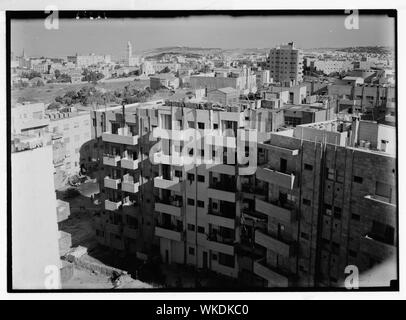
[
  {"left": 121, "top": 178, "right": 140, "bottom": 194},
  {"left": 255, "top": 230, "right": 295, "bottom": 257},
  {"left": 123, "top": 226, "right": 138, "bottom": 240},
  {"left": 259, "top": 143, "right": 299, "bottom": 156},
  {"left": 104, "top": 177, "right": 121, "bottom": 190},
  {"left": 105, "top": 222, "right": 122, "bottom": 235},
  {"left": 105, "top": 199, "right": 122, "bottom": 211},
  {"left": 253, "top": 259, "right": 290, "bottom": 287},
  {"left": 102, "top": 127, "right": 138, "bottom": 145},
  {"left": 205, "top": 235, "right": 235, "bottom": 255},
  {"left": 154, "top": 176, "right": 182, "bottom": 192},
  {"left": 153, "top": 127, "right": 185, "bottom": 141},
  {"left": 256, "top": 166, "right": 296, "bottom": 189},
  {"left": 103, "top": 154, "right": 120, "bottom": 167},
  {"left": 360, "top": 234, "right": 396, "bottom": 260},
  {"left": 121, "top": 157, "right": 140, "bottom": 170},
  {"left": 56, "top": 199, "right": 70, "bottom": 223},
  {"left": 208, "top": 183, "right": 236, "bottom": 203},
  {"left": 155, "top": 225, "right": 183, "bottom": 242},
  {"left": 155, "top": 200, "right": 182, "bottom": 217},
  {"left": 206, "top": 163, "right": 236, "bottom": 175},
  {"left": 207, "top": 211, "right": 235, "bottom": 229},
  {"left": 153, "top": 151, "right": 184, "bottom": 166},
  {"left": 255, "top": 198, "right": 295, "bottom": 224}
]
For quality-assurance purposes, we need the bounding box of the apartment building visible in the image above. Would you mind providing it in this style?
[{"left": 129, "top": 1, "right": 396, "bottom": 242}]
[
  {"left": 150, "top": 100, "right": 283, "bottom": 279},
  {"left": 268, "top": 42, "right": 304, "bottom": 86},
  {"left": 327, "top": 83, "right": 396, "bottom": 122},
  {"left": 249, "top": 119, "right": 396, "bottom": 287},
  {"left": 91, "top": 101, "right": 163, "bottom": 258},
  {"left": 91, "top": 98, "right": 396, "bottom": 288},
  {"left": 189, "top": 67, "right": 257, "bottom": 95}
]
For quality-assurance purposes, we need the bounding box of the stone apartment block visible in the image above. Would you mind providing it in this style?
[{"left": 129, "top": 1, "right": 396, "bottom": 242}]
[
  {"left": 91, "top": 98, "right": 397, "bottom": 288},
  {"left": 268, "top": 42, "right": 304, "bottom": 86}
]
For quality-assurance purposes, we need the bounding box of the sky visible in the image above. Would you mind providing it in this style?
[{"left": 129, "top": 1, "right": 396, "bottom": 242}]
[{"left": 11, "top": 14, "right": 395, "bottom": 59}]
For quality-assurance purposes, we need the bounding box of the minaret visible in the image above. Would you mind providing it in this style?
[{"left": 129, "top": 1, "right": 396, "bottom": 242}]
[{"left": 126, "top": 41, "right": 132, "bottom": 66}]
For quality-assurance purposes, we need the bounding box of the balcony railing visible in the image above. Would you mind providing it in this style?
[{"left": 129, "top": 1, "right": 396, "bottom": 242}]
[
  {"left": 121, "top": 176, "right": 140, "bottom": 193},
  {"left": 256, "top": 165, "right": 296, "bottom": 189},
  {"left": 255, "top": 198, "right": 296, "bottom": 224},
  {"left": 205, "top": 233, "right": 235, "bottom": 255},
  {"left": 102, "top": 127, "right": 138, "bottom": 145},
  {"left": 155, "top": 224, "right": 183, "bottom": 242},
  {"left": 120, "top": 157, "right": 140, "bottom": 170},
  {"left": 254, "top": 229, "right": 296, "bottom": 257},
  {"left": 103, "top": 154, "right": 121, "bottom": 167},
  {"left": 104, "top": 176, "right": 121, "bottom": 190},
  {"left": 253, "top": 258, "right": 291, "bottom": 287},
  {"left": 208, "top": 182, "right": 237, "bottom": 203},
  {"left": 207, "top": 210, "right": 235, "bottom": 229},
  {"left": 105, "top": 199, "right": 122, "bottom": 211},
  {"left": 154, "top": 176, "right": 182, "bottom": 192}
]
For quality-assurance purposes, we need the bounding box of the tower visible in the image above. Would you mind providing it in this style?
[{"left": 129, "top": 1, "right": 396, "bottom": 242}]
[{"left": 126, "top": 41, "right": 132, "bottom": 66}]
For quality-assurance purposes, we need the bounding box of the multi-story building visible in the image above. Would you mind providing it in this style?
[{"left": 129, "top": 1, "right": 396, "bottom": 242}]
[
  {"left": 249, "top": 119, "right": 396, "bottom": 287},
  {"left": 268, "top": 42, "right": 304, "bottom": 86},
  {"left": 46, "top": 109, "right": 92, "bottom": 179},
  {"left": 76, "top": 53, "right": 111, "bottom": 68},
  {"left": 90, "top": 98, "right": 396, "bottom": 288},
  {"left": 189, "top": 66, "right": 257, "bottom": 95}
]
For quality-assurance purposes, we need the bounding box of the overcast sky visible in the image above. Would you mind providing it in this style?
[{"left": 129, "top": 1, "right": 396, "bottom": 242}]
[{"left": 11, "top": 14, "right": 395, "bottom": 58}]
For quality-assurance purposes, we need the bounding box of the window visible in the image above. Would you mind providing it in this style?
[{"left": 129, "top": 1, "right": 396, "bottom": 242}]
[
  {"left": 301, "top": 232, "right": 309, "bottom": 240},
  {"left": 351, "top": 213, "right": 361, "bottom": 221},
  {"left": 188, "top": 121, "right": 195, "bottom": 128},
  {"left": 303, "top": 198, "right": 311, "bottom": 206},
  {"left": 304, "top": 163, "right": 313, "bottom": 171},
  {"left": 324, "top": 204, "right": 332, "bottom": 216},
  {"left": 187, "top": 173, "right": 195, "bottom": 182},
  {"left": 197, "top": 175, "right": 205, "bottom": 183},
  {"left": 198, "top": 122, "right": 205, "bottom": 129},
  {"left": 333, "top": 207, "right": 342, "bottom": 220},
  {"left": 212, "top": 202, "right": 218, "bottom": 210},
  {"left": 212, "top": 253, "right": 218, "bottom": 261},
  {"left": 175, "top": 170, "right": 182, "bottom": 178},
  {"left": 213, "top": 123, "right": 219, "bottom": 130},
  {"left": 187, "top": 224, "right": 195, "bottom": 231},
  {"left": 187, "top": 198, "right": 195, "bottom": 206},
  {"left": 326, "top": 168, "right": 335, "bottom": 180},
  {"left": 332, "top": 242, "right": 340, "bottom": 254},
  {"left": 188, "top": 247, "right": 195, "bottom": 255},
  {"left": 197, "top": 200, "right": 204, "bottom": 208},
  {"left": 197, "top": 226, "right": 205, "bottom": 234},
  {"left": 353, "top": 176, "right": 363, "bottom": 184},
  {"left": 336, "top": 170, "right": 344, "bottom": 183}
]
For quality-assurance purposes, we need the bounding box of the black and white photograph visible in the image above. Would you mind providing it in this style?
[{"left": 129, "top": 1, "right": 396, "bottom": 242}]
[{"left": 3, "top": 3, "right": 403, "bottom": 301}]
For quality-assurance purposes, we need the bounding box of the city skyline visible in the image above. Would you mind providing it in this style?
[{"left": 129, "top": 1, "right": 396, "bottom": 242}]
[{"left": 11, "top": 14, "right": 395, "bottom": 59}]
